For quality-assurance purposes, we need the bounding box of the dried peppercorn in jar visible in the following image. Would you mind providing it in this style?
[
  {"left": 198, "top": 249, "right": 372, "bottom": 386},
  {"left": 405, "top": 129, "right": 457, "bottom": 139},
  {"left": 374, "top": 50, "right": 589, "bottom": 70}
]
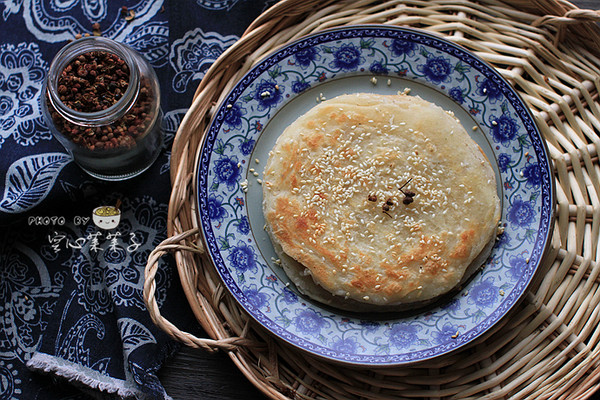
[{"left": 42, "top": 36, "right": 163, "bottom": 180}]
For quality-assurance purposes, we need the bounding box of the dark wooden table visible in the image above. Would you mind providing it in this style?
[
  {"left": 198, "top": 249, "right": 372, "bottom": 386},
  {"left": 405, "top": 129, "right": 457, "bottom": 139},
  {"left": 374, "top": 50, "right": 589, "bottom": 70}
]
[{"left": 158, "top": 1, "right": 600, "bottom": 399}]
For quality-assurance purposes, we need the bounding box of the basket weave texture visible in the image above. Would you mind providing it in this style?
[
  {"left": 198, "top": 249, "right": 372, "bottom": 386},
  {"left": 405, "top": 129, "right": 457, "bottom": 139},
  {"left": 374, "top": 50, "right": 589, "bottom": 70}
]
[{"left": 144, "top": 0, "right": 600, "bottom": 399}]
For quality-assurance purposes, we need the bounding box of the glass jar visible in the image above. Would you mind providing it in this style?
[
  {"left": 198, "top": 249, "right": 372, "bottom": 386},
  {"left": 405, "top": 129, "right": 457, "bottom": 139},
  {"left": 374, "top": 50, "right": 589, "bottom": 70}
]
[{"left": 42, "top": 36, "right": 163, "bottom": 181}]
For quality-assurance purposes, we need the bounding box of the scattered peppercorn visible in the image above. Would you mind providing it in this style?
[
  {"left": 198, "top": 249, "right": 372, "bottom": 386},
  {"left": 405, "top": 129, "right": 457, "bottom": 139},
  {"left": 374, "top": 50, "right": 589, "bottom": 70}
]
[
  {"left": 368, "top": 194, "right": 377, "bottom": 202},
  {"left": 398, "top": 178, "right": 416, "bottom": 205},
  {"left": 92, "top": 22, "right": 101, "bottom": 36},
  {"left": 386, "top": 198, "right": 394, "bottom": 206}
]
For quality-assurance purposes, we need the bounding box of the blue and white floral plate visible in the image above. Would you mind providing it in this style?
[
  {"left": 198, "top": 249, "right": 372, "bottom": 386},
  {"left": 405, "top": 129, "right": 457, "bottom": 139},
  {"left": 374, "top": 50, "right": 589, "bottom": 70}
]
[{"left": 196, "top": 26, "right": 554, "bottom": 365}]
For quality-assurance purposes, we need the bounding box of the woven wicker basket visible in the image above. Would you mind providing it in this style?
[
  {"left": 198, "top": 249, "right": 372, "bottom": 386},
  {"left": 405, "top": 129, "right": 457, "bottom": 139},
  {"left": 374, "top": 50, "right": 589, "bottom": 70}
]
[{"left": 144, "top": 0, "right": 600, "bottom": 398}]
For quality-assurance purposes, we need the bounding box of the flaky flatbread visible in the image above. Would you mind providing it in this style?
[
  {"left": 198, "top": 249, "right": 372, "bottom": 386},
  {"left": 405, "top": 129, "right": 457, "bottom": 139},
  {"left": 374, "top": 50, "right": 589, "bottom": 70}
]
[{"left": 263, "top": 93, "right": 501, "bottom": 311}]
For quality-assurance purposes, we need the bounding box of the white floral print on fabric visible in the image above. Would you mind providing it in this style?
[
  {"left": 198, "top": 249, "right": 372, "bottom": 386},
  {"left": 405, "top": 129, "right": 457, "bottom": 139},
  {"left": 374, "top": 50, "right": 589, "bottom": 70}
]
[
  {"left": 0, "top": 42, "right": 51, "bottom": 149},
  {"left": 61, "top": 196, "right": 173, "bottom": 314},
  {"left": 0, "top": 237, "right": 62, "bottom": 397},
  {"left": 194, "top": 0, "right": 277, "bottom": 11},
  {"left": 0, "top": 153, "right": 72, "bottom": 214},
  {"left": 0, "top": 0, "right": 164, "bottom": 44},
  {"left": 194, "top": 0, "right": 240, "bottom": 10},
  {"left": 169, "top": 28, "right": 238, "bottom": 93},
  {"left": 159, "top": 109, "right": 188, "bottom": 175},
  {"left": 122, "top": 20, "right": 169, "bottom": 68}
]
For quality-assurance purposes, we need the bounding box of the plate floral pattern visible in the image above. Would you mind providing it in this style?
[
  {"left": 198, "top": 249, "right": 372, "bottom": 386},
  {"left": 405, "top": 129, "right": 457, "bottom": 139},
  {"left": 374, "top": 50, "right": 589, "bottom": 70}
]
[{"left": 197, "top": 26, "right": 554, "bottom": 364}]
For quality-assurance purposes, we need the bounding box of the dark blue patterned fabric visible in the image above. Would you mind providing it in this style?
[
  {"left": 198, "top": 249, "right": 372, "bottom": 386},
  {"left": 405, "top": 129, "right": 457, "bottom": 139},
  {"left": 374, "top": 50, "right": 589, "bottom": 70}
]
[{"left": 0, "top": 0, "right": 272, "bottom": 398}]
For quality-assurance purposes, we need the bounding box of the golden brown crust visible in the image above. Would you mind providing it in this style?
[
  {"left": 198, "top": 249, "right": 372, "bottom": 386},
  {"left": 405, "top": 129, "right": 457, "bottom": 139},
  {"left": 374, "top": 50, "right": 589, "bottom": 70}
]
[{"left": 263, "top": 93, "right": 501, "bottom": 308}]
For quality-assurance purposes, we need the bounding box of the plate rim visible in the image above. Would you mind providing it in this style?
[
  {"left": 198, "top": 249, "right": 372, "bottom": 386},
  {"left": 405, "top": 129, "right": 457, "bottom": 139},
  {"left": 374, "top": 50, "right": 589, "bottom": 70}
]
[{"left": 194, "top": 24, "right": 556, "bottom": 366}]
